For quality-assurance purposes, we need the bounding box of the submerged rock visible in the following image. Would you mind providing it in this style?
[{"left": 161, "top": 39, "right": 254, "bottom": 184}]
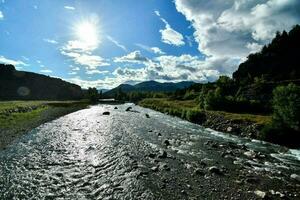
[
  {"left": 163, "top": 139, "right": 170, "bottom": 146},
  {"left": 126, "top": 107, "right": 132, "bottom": 111},
  {"left": 290, "top": 174, "right": 300, "bottom": 182},
  {"left": 208, "top": 166, "right": 223, "bottom": 175},
  {"left": 145, "top": 113, "right": 150, "bottom": 118},
  {"left": 254, "top": 190, "right": 266, "bottom": 199},
  {"left": 158, "top": 150, "right": 167, "bottom": 158},
  {"left": 103, "top": 111, "right": 110, "bottom": 115}
]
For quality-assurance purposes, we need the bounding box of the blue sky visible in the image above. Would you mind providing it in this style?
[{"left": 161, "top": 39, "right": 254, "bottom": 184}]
[{"left": 1, "top": 0, "right": 300, "bottom": 89}]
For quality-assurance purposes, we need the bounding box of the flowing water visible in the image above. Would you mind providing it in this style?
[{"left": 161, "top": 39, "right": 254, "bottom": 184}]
[{"left": 0, "top": 104, "right": 299, "bottom": 199}]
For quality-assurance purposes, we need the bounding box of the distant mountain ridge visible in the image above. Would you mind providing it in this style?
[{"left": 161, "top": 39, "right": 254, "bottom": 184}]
[
  {"left": 104, "top": 80, "right": 195, "bottom": 97},
  {"left": 0, "top": 64, "right": 83, "bottom": 100}
]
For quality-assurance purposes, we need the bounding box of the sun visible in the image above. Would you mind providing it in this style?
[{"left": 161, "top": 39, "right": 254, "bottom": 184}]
[{"left": 75, "top": 21, "right": 99, "bottom": 46}]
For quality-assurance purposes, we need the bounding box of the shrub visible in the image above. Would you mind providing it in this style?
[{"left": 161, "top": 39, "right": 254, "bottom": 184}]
[
  {"left": 186, "top": 109, "right": 206, "bottom": 123},
  {"left": 261, "top": 83, "right": 300, "bottom": 147},
  {"left": 272, "top": 83, "right": 300, "bottom": 131}
]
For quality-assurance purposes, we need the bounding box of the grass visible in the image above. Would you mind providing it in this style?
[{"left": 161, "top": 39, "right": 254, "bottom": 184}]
[
  {"left": 139, "top": 98, "right": 271, "bottom": 125},
  {"left": 0, "top": 100, "right": 90, "bottom": 149}
]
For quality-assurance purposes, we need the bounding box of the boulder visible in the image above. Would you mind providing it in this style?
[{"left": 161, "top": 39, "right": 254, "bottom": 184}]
[
  {"left": 103, "top": 111, "right": 110, "bottom": 115},
  {"left": 145, "top": 113, "right": 150, "bottom": 118},
  {"left": 163, "top": 139, "right": 170, "bottom": 146},
  {"left": 126, "top": 107, "right": 132, "bottom": 111}
]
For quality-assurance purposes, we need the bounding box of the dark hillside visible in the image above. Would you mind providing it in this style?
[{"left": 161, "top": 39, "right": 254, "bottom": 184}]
[
  {"left": 0, "top": 64, "right": 83, "bottom": 100},
  {"left": 233, "top": 25, "right": 300, "bottom": 84}
]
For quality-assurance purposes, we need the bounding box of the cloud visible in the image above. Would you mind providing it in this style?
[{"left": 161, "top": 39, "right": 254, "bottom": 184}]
[
  {"left": 43, "top": 38, "right": 58, "bottom": 44},
  {"left": 107, "top": 36, "right": 127, "bottom": 52},
  {"left": 85, "top": 70, "right": 109, "bottom": 75},
  {"left": 68, "top": 71, "right": 77, "bottom": 75},
  {"left": 61, "top": 51, "right": 110, "bottom": 70},
  {"left": 135, "top": 43, "right": 165, "bottom": 55},
  {"left": 64, "top": 6, "right": 75, "bottom": 10},
  {"left": 21, "top": 56, "right": 29, "bottom": 61},
  {"left": 114, "top": 50, "right": 149, "bottom": 63},
  {"left": 0, "top": 11, "right": 3, "bottom": 19},
  {"left": 40, "top": 69, "right": 52, "bottom": 73},
  {"left": 0, "top": 55, "right": 28, "bottom": 67},
  {"left": 33, "top": 5, "right": 38, "bottom": 10},
  {"left": 155, "top": 10, "right": 185, "bottom": 46},
  {"left": 175, "top": 0, "right": 300, "bottom": 58}
]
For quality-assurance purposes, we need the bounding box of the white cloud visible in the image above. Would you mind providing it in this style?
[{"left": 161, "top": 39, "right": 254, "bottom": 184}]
[
  {"left": 33, "top": 5, "right": 38, "bottom": 10},
  {"left": 0, "top": 56, "right": 28, "bottom": 66},
  {"left": 175, "top": 0, "right": 300, "bottom": 57},
  {"left": 85, "top": 70, "right": 109, "bottom": 75},
  {"left": 0, "top": 11, "right": 3, "bottom": 19},
  {"left": 135, "top": 43, "right": 165, "bottom": 55},
  {"left": 107, "top": 36, "right": 127, "bottom": 52},
  {"left": 21, "top": 56, "right": 29, "bottom": 61},
  {"left": 68, "top": 71, "right": 77, "bottom": 75},
  {"left": 43, "top": 38, "right": 58, "bottom": 44},
  {"left": 155, "top": 10, "right": 185, "bottom": 46},
  {"left": 114, "top": 51, "right": 149, "bottom": 63},
  {"left": 40, "top": 69, "right": 52, "bottom": 73},
  {"left": 61, "top": 51, "right": 110, "bottom": 70},
  {"left": 173, "top": 0, "right": 300, "bottom": 76},
  {"left": 64, "top": 6, "right": 75, "bottom": 10}
]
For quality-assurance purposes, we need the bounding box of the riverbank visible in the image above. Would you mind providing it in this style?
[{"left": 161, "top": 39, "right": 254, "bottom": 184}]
[
  {"left": 0, "top": 101, "right": 90, "bottom": 150},
  {"left": 139, "top": 98, "right": 271, "bottom": 141}
]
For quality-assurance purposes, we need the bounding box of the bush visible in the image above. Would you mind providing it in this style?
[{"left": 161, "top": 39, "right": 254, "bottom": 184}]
[
  {"left": 272, "top": 83, "right": 300, "bottom": 131},
  {"left": 186, "top": 109, "right": 206, "bottom": 123},
  {"left": 261, "top": 83, "right": 300, "bottom": 147}
]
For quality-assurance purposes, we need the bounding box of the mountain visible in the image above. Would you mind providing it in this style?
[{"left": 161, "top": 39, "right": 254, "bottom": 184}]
[
  {"left": 104, "top": 80, "right": 195, "bottom": 98},
  {"left": 233, "top": 25, "right": 300, "bottom": 84},
  {"left": 0, "top": 64, "right": 83, "bottom": 100}
]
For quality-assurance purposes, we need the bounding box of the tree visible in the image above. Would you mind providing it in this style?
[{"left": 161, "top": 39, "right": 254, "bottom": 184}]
[
  {"left": 87, "top": 87, "right": 99, "bottom": 103},
  {"left": 272, "top": 83, "right": 300, "bottom": 131}
]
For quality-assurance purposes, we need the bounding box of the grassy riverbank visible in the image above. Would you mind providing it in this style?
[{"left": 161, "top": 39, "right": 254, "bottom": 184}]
[
  {"left": 0, "top": 100, "right": 90, "bottom": 149},
  {"left": 139, "top": 98, "right": 271, "bottom": 139}
]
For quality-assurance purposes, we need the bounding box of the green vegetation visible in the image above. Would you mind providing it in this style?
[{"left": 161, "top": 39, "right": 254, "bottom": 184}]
[
  {"left": 139, "top": 98, "right": 271, "bottom": 125},
  {"left": 261, "top": 84, "right": 300, "bottom": 147},
  {"left": 0, "top": 100, "right": 89, "bottom": 149}
]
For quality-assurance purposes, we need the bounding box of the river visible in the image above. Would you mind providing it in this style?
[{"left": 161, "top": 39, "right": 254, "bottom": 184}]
[{"left": 0, "top": 104, "right": 299, "bottom": 199}]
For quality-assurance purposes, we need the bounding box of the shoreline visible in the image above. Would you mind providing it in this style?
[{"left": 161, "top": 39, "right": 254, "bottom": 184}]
[
  {"left": 0, "top": 101, "right": 90, "bottom": 150},
  {"left": 137, "top": 98, "right": 285, "bottom": 146}
]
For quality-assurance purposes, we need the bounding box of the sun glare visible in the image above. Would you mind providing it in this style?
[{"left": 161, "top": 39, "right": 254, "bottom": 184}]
[{"left": 75, "top": 21, "right": 99, "bottom": 46}]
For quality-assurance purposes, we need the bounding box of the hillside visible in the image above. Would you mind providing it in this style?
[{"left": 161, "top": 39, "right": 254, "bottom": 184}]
[
  {"left": 104, "top": 80, "right": 194, "bottom": 98},
  {"left": 233, "top": 25, "right": 300, "bottom": 84},
  {"left": 0, "top": 64, "right": 83, "bottom": 100}
]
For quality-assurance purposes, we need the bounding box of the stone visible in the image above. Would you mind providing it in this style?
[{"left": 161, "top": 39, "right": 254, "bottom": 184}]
[
  {"left": 290, "top": 174, "right": 300, "bottom": 182},
  {"left": 148, "top": 153, "right": 156, "bottom": 158},
  {"left": 208, "top": 166, "right": 223, "bottom": 175},
  {"left": 158, "top": 150, "right": 167, "bottom": 158},
  {"left": 194, "top": 168, "right": 205, "bottom": 175},
  {"left": 227, "top": 126, "right": 233, "bottom": 132},
  {"left": 163, "top": 139, "right": 170, "bottom": 146},
  {"left": 161, "top": 163, "right": 170, "bottom": 171},
  {"left": 157, "top": 132, "right": 162, "bottom": 136},
  {"left": 114, "top": 107, "right": 118, "bottom": 109},
  {"left": 102, "top": 111, "right": 110, "bottom": 115},
  {"left": 151, "top": 166, "right": 159, "bottom": 172},
  {"left": 254, "top": 190, "right": 266, "bottom": 199},
  {"left": 126, "top": 107, "right": 132, "bottom": 111},
  {"left": 145, "top": 113, "right": 150, "bottom": 118}
]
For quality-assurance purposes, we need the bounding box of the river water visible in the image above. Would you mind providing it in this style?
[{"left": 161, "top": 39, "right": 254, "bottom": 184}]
[{"left": 0, "top": 104, "right": 299, "bottom": 199}]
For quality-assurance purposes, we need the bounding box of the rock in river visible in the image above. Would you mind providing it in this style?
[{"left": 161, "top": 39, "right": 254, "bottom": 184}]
[
  {"left": 208, "top": 166, "right": 223, "bottom": 175},
  {"left": 103, "top": 111, "right": 110, "bottom": 115},
  {"left": 126, "top": 107, "right": 132, "bottom": 111}
]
